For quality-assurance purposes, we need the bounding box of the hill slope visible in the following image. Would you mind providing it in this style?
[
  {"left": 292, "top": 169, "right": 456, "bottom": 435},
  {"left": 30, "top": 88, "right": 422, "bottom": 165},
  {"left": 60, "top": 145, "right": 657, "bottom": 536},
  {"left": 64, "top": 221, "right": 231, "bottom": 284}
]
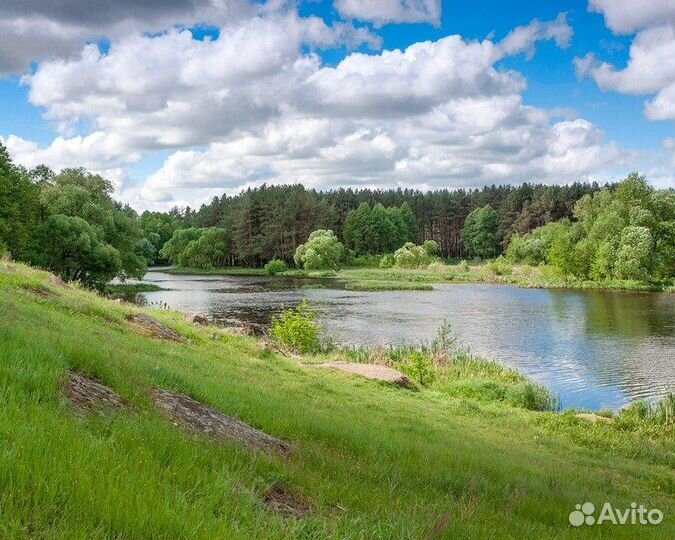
[{"left": 0, "top": 261, "right": 673, "bottom": 539}]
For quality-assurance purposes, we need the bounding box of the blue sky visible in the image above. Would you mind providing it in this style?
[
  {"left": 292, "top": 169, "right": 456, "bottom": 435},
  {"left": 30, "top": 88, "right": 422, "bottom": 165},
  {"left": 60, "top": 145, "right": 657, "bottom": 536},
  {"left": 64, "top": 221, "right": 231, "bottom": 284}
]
[{"left": 0, "top": 0, "right": 673, "bottom": 210}]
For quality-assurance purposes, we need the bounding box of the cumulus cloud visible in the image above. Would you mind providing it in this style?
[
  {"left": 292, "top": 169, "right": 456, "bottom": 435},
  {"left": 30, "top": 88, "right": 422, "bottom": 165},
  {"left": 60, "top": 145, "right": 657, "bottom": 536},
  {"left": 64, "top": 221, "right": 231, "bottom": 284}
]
[
  {"left": 334, "top": 0, "right": 441, "bottom": 27},
  {"left": 578, "top": 1, "right": 675, "bottom": 121},
  {"left": 4, "top": 8, "right": 636, "bottom": 208},
  {"left": 588, "top": 0, "right": 675, "bottom": 34},
  {"left": 0, "top": 0, "right": 261, "bottom": 74}
]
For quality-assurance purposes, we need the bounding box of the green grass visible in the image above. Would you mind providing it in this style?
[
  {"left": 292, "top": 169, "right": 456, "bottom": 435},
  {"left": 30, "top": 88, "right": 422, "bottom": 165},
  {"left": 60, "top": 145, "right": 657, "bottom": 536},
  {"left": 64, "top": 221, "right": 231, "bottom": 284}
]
[
  {"left": 343, "top": 280, "right": 433, "bottom": 291},
  {"left": 165, "top": 266, "right": 269, "bottom": 276},
  {"left": 165, "top": 263, "right": 673, "bottom": 293},
  {"left": 104, "top": 283, "right": 164, "bottom": 300},
  {"left": 2, "top": 260, "right": 673, "bottom": 539}
]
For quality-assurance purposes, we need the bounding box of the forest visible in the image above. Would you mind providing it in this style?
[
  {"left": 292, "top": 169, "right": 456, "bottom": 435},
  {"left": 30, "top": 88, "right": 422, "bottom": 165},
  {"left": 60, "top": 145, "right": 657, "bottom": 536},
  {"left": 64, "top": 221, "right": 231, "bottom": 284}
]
[{"left": 2, "top": 140, "right": 674, "bottom": 287}]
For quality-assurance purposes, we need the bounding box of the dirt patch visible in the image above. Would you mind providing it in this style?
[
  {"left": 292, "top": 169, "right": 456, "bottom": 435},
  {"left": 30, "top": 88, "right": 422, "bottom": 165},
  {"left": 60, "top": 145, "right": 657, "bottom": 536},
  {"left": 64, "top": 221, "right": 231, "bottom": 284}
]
[
  {"left": 317, "top": 361, "right": 414, "bottom": 388},
  {"left": 192, "top": 314, "right": 210, "bottom": 325},
  {"left": 235, "top": 322, "right": 267, "bottom": 337},
  {"left": 126, "top": 313, "right": 185, "bottom": 342},
  {"left": 263, "top": 483, "right": 312, "bottom": 517},
  {"left": 21, "top": 284, "right": 54, "bottom": 299},
  {"left": 65, "top": 372, "right": 128, "bottom": 414},
  {"left": 48, "top": 274, "right": 67, "bottom": 288},
  {"left": 150, "top": 388, "right": 292, "bottom": 455}
]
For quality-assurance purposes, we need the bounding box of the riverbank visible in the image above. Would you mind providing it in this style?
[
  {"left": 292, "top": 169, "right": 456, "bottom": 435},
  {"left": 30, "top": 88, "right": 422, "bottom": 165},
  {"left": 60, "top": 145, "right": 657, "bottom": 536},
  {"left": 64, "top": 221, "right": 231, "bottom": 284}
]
[
  {"left": 164, "top": 263, "right": 675, "bottom": 293},
  {"left": 2, "top": 260, "right": 673, "bottom": 539}
]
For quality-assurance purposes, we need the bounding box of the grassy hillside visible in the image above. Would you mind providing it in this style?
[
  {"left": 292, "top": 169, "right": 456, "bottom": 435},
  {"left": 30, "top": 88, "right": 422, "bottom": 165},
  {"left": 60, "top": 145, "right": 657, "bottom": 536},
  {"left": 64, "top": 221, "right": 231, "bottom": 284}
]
[{"left": 0, "top": 260, "right": 673, "bottom": 539}]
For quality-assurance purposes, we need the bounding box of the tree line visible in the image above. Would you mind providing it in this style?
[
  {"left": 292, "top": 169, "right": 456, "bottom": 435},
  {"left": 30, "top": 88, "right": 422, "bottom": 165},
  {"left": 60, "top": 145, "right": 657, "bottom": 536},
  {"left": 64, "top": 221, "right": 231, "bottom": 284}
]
[
  {"left": 175, "top": 181, "right": 603, "bottom": 265},
  {"left": 506, "top": 174, "right": 675, "bottom": 282},
  {"left": 11, "top": 139, "right": 671, "bottom": 287}
]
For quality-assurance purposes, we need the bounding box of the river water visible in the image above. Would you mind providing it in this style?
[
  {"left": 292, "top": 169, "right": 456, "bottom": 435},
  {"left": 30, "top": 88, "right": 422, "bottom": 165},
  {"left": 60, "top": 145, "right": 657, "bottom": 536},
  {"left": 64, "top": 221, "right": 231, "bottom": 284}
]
[{"left": 138, "top": 270, "right": 675, "bottom": 411}]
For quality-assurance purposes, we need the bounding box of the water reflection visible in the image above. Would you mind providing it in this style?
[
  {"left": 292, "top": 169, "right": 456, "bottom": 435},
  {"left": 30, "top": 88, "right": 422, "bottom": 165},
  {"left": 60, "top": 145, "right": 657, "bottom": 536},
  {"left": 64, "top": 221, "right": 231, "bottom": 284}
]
[{"left": 138, "top": 271, "right": 675, "bottom": 411}]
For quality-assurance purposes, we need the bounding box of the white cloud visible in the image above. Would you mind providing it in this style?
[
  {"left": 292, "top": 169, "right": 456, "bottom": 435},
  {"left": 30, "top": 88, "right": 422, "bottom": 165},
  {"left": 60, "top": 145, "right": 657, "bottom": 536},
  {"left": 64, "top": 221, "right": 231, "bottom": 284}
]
[
  {"left": 578, "top": 2, "right": 675, "bottom": 121},
  {"left": 4, "top": 9, "right": 641, "bottom": 209},
  {"left": 1, "top": 132, "right": 140, "bottom": 171},
  {"left": 588, "top": 0, "right": 675, "bottom": 34},
  {"left": 0, "top": 0, "right": 259, "bottom": 74},
  {"left": 335, "top": 0, "right": 441, "bottom": 27}
]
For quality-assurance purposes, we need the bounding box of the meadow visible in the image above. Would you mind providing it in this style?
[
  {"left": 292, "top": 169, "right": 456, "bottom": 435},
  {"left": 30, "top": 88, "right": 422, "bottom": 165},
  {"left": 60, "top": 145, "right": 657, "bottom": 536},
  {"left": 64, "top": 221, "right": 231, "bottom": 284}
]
[{"left": 0, "top": 260, "right": 673, "bottom": 539}]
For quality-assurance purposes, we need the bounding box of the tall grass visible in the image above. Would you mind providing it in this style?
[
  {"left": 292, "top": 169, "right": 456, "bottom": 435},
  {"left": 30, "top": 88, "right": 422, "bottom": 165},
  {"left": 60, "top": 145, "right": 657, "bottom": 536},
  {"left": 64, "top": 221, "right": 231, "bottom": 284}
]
[{"left": 0, "top": 261, "right": 672, "bottom": 539}]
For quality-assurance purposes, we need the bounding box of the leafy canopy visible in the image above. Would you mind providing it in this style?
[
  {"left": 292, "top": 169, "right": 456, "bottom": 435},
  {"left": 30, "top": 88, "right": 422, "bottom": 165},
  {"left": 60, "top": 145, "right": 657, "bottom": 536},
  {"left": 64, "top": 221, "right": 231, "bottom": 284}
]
[{"left": 294, "top": 229, "right": 344, "bottom": 270}]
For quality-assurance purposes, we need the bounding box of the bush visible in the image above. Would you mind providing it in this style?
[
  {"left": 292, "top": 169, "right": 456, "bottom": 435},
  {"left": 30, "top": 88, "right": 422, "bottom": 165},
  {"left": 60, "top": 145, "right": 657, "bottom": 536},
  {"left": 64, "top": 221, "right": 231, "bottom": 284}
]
[
  {"left": 394, "top": 242, "right": 430, "bottom": 268},
  {"left": 270, "top": 300, "right": 321, "bottom": 353},
  {"left": 485, "top": 256, "right": 512, "bottom": 276},
  {"left": 426, "top": 261, "right": 446, "bottom": 273},
  {"left": 423, "top": 240, "right": 440, "bottom": 256},
  {"left": 264, "top": 259, "right": 288, "bottom": 275},
  {"left": 400, "top": 351, "right": 436, "bottom": 386},
  {"left": 379, "top": 254, "right": 395, "bottom": 268},
  {"left": 506, "top": 382, "right": 559, "bottom": 411},
  {"left": 294, "top": 230, "right": 344, "bottom": 270},
  {"left": 352, "top": 254, "right": 383, "bottom": 268}
]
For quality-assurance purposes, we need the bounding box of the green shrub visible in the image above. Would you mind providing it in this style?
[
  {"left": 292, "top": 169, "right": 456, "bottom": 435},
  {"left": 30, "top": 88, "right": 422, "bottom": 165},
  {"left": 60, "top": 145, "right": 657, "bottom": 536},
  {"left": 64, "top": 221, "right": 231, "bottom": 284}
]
[
  {"left": 426, "top": 261, "right": 446, "bottom": 273},
  {"left": 264, "top": 259, "right": 288, "bottom": 275},
  {"left": 485, "top": 256, "right": 512, "bottom": 276},
  {"left": 423, "top": 240, "right": 440, "bottom": 256},
  {"left": 294, "top": 230, "right": 344, "bottom": 270},
  {"left": 400, "top": 351, "right": 436, "bottom": 386},
  {"left": 352, "top": 254, "right": 383, "bottom": 268},
  {"left": 393, "top": 242, "right": 430, "bottom": 268},
  {"left": 270, "top": 300, "right": 321, "bottom": 353},
  {"left": 506, "top": 382, "right": 559, "bottom": 411},
  {"left": 378, "top": 254, "right": 395, "bottom": 268}
]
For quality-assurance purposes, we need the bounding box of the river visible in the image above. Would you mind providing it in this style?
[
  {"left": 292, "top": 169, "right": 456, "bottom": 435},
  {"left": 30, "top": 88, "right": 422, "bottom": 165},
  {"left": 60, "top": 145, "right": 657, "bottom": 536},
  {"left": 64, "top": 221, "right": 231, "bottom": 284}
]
[{"left": 137, "top": 269, "right": 675, "bottom": 411}]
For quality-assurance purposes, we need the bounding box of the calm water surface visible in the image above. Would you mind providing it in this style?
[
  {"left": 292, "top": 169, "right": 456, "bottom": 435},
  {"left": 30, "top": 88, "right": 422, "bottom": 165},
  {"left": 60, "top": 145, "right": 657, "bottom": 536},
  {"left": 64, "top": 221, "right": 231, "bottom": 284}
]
[{"left": 139, "top": 270, "right": 675, "bottom": 411}]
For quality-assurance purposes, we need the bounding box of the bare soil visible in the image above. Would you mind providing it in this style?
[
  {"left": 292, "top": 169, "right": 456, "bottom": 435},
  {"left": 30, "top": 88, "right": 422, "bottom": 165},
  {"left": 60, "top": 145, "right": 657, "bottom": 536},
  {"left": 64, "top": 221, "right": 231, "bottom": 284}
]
[
  {"left": 64, "top": 372, "right": 128, "bottom": 414},
  {"left": 317, "top": 361, "right": 414, "bottom": 388},
  {"left": 150, "top": 388, "right": 292, "bottom": 455},
  {"left": 263, "top": 483, "right": 312, "bottom": 517},
  {"left": 126, "top": 313, "right": 185, "bottom": 342}
]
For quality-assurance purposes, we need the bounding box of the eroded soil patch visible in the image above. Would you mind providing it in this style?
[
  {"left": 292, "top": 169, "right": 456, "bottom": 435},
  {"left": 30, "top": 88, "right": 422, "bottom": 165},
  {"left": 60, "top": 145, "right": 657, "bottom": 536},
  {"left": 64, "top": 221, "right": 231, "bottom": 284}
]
[
  {"left": 48, "top": 275, "right": 67, "bottom": 288},
  {"left": 263, "top": 483, "right": 312, "bottom": 517},
  {"left": 21, "top": 284, "right": 54, "bottom": 299},
  {"left": 317, "top": 362, "right": 414, "bottom": 388},
  {"left": 65, "top": 372, "right": 128, "bottom": 414},
  {"left": 126, "top": 313, "right": 185, "bottom": 342},
  {"left": 150, "top": 388, "right": 292, "bottom": 455}
]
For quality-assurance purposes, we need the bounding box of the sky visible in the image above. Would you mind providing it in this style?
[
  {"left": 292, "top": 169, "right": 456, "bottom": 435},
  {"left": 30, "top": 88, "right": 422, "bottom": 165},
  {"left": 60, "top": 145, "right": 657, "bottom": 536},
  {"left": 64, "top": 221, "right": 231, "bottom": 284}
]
[{"left": 0, "top": 0, "right": 674, "bottom": 211}]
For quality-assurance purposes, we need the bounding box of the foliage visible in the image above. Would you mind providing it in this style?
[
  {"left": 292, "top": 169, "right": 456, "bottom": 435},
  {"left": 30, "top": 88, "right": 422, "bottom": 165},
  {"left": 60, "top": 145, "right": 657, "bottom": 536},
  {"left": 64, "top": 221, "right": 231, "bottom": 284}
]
[
  {"left": 505, "top": 174, "right": 675, "bottom": 283},
  {"left": 378, "top": 254, "right": 395, "bottom": 268},
  {"left": 140, "top": 211, "right": 183, "bottom": 264},
  {"left": 393, "top": 242, "right": 431, "bottom": 268},
  {"left": 40, "top": 168, "right": 148, "bottom": 280},
  {"left": 343, "top": 202, "right": 418, "bottom": 255},
  {"left": 0, "top": 143, "right": 40, "bottom": 261},
  {"left": 344, "top": 280, "right": 433, "bottom": 291},
  {"left": 159, "top": 228, "right": 204, "bottom": 265},
  {"left": 264, "top": 259, "right": 288, "bottom": 275},
  {"left": 40, "top": 214, "right": 122, "bottom": 286},
  {"left": 485, "top": 256, "right": 513, "bottom": 276},
  {"left": 400, "top": 351, "right": 437, "bottom": 386},
  {"left": 422, "top": 240, "right": 439, "bottom": 256},
  {"left": 294, "top": 229, "right": 344, "bottom": 270},
  {"left": 178, "top": 228, "right": 229, "bottom": 269},
  {"left": 270, "top": 300, "right": 321, "bottom": 353},
  {"left": 462, "top": 205, "right": 498, "bottom": 258},
  {"left": 160, "top": 227, "right": 230, "bottom": 269}
]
